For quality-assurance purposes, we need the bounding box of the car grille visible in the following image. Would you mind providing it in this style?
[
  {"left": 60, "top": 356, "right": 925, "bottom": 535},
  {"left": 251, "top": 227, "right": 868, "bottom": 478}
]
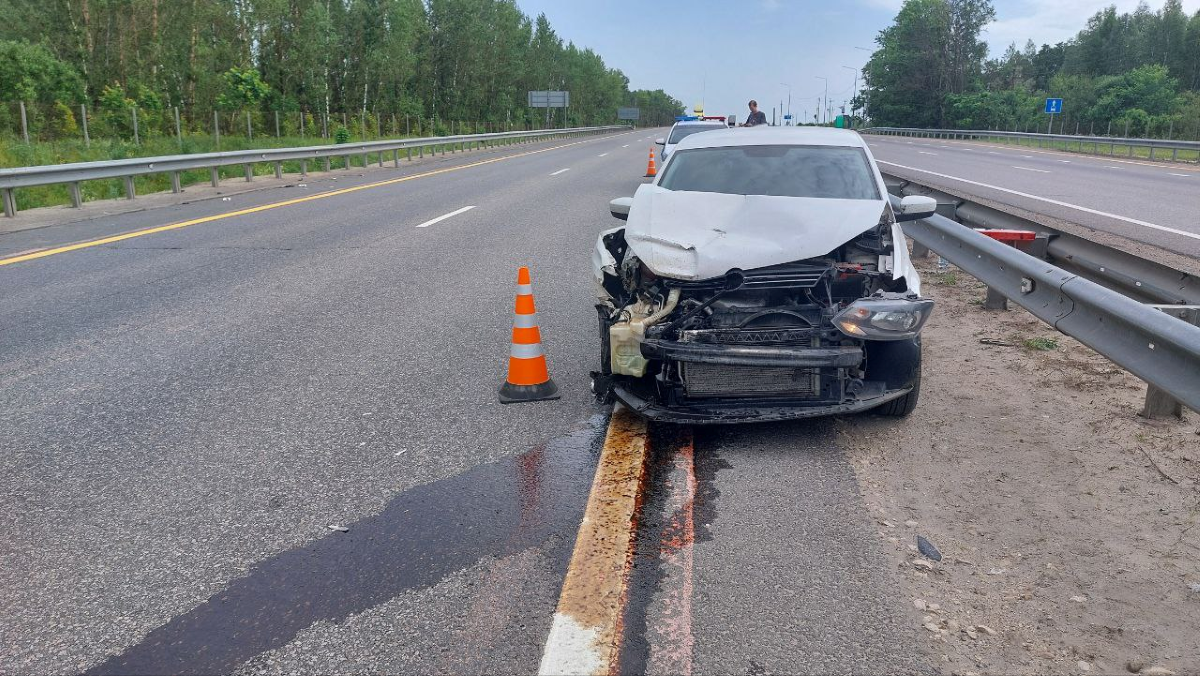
[
  {"left": 680, "top": 328, "right": 817, "bottom": 347},
  {"left": 681, "top": 363, "right": 820, "bottom": 398}
]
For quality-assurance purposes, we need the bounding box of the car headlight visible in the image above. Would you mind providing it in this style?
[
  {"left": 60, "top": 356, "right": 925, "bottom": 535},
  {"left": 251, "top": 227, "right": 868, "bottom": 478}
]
[{"left": 832, "top": 297, "right": 934, "bottom": 340}]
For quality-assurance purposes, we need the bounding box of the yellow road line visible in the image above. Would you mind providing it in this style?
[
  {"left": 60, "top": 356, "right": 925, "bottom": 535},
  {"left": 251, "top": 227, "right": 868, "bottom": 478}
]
[
  {"left": 0, "top": 134, "right": 620, "bottom": 268},
  {"left": 538, "top": 403, "right": 651, "bottom": 676}
]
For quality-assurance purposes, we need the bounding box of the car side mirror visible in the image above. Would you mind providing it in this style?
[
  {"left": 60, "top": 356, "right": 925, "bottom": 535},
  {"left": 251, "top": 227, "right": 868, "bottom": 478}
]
[
  {"left": 894, "top": 195, "right": 937, "bottom": 222},
  {"left": 655, "top": 138, "right": 666, "bottom": 145},
  {"left": 609, "top": 197, "right": 633, "bottom": 221}
]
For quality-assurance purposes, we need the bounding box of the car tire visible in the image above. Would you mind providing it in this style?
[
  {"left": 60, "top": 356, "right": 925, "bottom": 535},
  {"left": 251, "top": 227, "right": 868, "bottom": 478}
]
[
  {"left": 875, "top": 370, "right": 920, "bottom": 416},
  {"left": 864, "top": 337, "right": 922, "bottom": 417}
]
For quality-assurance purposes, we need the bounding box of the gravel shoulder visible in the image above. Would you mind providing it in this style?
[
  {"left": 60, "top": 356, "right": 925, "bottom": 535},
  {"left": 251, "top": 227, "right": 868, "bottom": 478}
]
[{"left": 841, "top": 256, "right": 1200, "bottom": 675}]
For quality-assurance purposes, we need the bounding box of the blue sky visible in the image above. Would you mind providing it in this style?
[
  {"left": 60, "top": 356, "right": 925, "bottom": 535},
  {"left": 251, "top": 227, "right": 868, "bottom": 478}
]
[{"left": 516, "top": 0, "right": 1200, "bottom": 123}]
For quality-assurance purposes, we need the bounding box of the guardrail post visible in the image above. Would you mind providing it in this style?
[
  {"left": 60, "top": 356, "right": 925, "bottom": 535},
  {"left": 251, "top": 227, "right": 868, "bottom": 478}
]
[
  {"left": 300, "top": 160, "right": 307, "bottom": 178},
  {"left": 3, "top": 188, "right": 16, "bottom": 217},
  {"left": 392, "top": 149, "right": 399, "bottom": 168},
  {"left": 983, "top": 286, "right": 1008, "bottom": 310},
  {"left": 211, "top": 167, "right": 220, "bottom": 187},
  {"left": 378, "top": 151, "right": 384, "bottom": 168},
  {"left": 69, "top": 182, "right": 82, "bottom": 208},
  {"left": 124, "top": 176, "right": 136, "bottom": 200},
  {"left": 1142, "top": 306, "right": 1200, "bottom": 418},
  {"left": 407, "top": 147, "right": 412, "bottom": 161},
  {"left": 360, "top": 152, "right": 368, "bottom": 167},
  {"left": 324, "top": 157, "right": 331, "bottom": 172},
  {"left": 244, "top": 164, "right": 253, "bottom": 182},
  {"left": 274, "top": 161, "right": 283, "bottom": 179},
  {"left": 170, "top": 172, "right": 182, "bottom": 194}
]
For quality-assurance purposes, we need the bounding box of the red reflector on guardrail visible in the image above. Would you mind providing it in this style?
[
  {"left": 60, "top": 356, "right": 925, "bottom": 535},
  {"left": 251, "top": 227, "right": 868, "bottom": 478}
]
[{"left": 976, "top": 229, "right": 1036, "bottom": 242}]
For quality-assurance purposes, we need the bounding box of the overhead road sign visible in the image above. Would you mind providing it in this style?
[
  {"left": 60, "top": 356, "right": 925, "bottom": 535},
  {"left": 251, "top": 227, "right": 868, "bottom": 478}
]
[
  {"left": 529, "top": 91, "right": 570, "bottom": 108},
  {"left": 617, "top": 108, "right": 640, "bottom": 121},
  {"left": 1045, "top": 98, "right": 1063, "bottom": 114}
]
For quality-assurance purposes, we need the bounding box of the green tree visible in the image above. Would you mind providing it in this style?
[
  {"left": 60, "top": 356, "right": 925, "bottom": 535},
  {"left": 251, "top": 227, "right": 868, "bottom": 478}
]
[{"left": 0, "top": 40, "right": 85, "bottom": 103}]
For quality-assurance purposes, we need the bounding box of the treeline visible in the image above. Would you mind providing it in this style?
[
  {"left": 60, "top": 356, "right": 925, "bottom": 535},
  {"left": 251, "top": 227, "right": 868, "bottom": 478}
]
[
  {"left": 0, "top": 0, "right": 684, "bottom": 142},
  {"left": 862, "top": 0, "right": 1200, "bottom": 138}
]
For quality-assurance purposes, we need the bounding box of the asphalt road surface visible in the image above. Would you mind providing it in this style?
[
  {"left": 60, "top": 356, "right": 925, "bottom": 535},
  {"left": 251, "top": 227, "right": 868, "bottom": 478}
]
[
  {"left": 865, "top": 134, "right": 1200, "bottom": 259},
  {"left": 1, "top": 129, "right": 924, "bottom": 675}
]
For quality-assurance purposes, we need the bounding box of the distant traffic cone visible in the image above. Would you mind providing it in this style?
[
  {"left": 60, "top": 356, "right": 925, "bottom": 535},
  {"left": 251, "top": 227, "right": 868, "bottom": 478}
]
[
  {"left": 499, "top": 266, "right": 560, "bottom": 404},
  {"left": 644, "top": 146, "right": 657, "bottom": 177}
]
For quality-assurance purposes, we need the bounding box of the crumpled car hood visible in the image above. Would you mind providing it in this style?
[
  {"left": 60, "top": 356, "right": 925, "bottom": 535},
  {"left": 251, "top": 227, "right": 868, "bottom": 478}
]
[{"left": 624, "top": 184, "right": 889, "bottom": 281}]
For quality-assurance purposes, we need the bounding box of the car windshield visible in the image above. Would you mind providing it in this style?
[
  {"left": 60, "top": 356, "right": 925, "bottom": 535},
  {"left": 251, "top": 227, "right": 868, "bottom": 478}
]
[
  {"left": 667, "top": 124, "right": 724, "bottom": 144},
  {"left": 657, "top": 144, "right": 881, "bottom": 200}
]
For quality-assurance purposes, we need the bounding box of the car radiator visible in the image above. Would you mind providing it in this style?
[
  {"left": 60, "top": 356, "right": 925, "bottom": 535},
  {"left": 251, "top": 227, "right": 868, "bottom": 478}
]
[
  {"left": 678, "top": 328, "right": 822, "bottom": 398},
  {"left": 680, "top": 363, "right": 820, "bottom": 398}
]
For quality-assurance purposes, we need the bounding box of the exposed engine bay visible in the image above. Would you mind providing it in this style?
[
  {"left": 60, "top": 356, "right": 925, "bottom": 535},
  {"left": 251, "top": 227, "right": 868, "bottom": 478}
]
[{"left": 591, "top": 221, "right": 933, "bottom": 424}]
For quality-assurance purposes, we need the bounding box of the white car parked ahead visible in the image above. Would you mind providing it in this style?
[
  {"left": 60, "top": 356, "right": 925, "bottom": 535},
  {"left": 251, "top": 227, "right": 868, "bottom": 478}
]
[
  {"left": 655, "top": 118, "right": 727, "bottom": 164},
  {"left": 593, "top": 127, "right": 938, "bottom": 424}
]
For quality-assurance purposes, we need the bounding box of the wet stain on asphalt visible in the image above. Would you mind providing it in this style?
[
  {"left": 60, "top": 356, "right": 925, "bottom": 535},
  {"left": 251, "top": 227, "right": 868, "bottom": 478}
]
[
  {"left": 620, "top": 424, "right": 727, "bottom": 675},
  {"left": 86, "top": 416, "right": 608, "bottom": 676}
]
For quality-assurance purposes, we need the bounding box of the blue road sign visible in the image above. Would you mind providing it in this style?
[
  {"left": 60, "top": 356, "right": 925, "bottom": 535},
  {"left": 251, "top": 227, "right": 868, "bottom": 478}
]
[
  {"left": 783, "top": 114, "right": 793, "bottom": 120},
  {"left": 1045, "top": 98, "right": 1063, "bottom": 114}
]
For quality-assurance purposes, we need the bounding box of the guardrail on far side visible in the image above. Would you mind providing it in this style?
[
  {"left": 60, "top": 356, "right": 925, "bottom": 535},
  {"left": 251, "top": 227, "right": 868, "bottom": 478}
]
[
  {"left": 0, "top": 125, "right": 628, "bottom": 218},
  {"left": 862, "top": 126, "right": 1200, "bottom": 163}
]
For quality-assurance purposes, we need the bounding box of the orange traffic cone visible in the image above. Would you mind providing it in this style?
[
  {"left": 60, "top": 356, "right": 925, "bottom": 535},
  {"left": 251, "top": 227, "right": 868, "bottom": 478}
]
[
  {"left": 499, "top": 266, "right": 560, "bottom": 404},
  {"left": 644, "top": 146, "right": 657, "bottom": 177}
]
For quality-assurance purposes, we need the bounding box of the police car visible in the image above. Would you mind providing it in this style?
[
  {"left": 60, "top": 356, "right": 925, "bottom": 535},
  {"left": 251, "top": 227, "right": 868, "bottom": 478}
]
[{"left": 656, "top": 116, "right": 727, "bottom": 164}]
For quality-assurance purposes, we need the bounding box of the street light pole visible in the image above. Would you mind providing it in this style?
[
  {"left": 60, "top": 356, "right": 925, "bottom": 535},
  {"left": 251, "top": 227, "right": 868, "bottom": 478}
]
[
  {"left": 842, "top": 66, "right": 859, "bottom": 124},
  {"left": 814, "top": 76, "right": 828, "bottom": 124}
]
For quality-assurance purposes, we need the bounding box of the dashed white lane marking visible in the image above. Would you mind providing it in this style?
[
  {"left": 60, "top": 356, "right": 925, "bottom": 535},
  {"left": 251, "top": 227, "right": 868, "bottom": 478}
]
[
  {"left": 1012, "top": 166, "right": 1051, "bottom": 173},
  {"left": 877, "top": 160, "right": 1200, "bottom": 241},
  {"left": 1106, "top": 166, "right": 1121, "bottom": 169},
  {"left": 599, "top": 153, "right": 609, "bottom": 157},
  {"left": 918, "top": 151, "right": 938, "bottom": 155},
  {"left": 550, "top": 168, "right": 571, "bottom": 176},
  {"left": 1021, "top": 155, "right": 1033, "bottom": 159},
  {"left": 988, "top": 151, "right": 1000, "bottom": 155},
  {"left": 1059, "top": 160, "right": 1072, "bottom": 163},
  {"left": 622, "top": 144, "right": 630, "bottom": 148},
  {"left": 1169, "top": 173, "right": 1191, "bottom": 177},
  {"left": 415, "top": 205, "right": 476, "bottom": 228}
]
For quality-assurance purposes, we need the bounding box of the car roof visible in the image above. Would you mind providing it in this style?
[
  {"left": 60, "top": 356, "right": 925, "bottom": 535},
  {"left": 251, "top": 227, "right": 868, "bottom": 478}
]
[
  {"left": 671, "top": 120, "right": 726, "bottom": 128},
  {"left": 673, "top": 126, "right": 867, "bottom": 151}
]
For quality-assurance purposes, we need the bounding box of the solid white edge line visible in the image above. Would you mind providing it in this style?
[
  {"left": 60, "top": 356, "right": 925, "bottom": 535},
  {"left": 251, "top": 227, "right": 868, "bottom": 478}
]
[
  {"left": 1169, "top": 173, "right": 1191, "bottom": 177},
  {"left": 415, "top": 205, "right": 476, "bottom": 228},
  {"left": 876, "top": 159, "right": 1200, "bottom": 241},
  {"left": 539, "top": 615, "right": 605, "bottom": 676},
  {"left": 550, "top": 168, "right": 571, "bottom": 176}
]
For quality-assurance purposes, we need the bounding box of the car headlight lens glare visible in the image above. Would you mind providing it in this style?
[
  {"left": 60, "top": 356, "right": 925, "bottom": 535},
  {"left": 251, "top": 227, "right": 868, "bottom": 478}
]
[{"left": 832, "top": 297, "right": 934, "bottom": 341}]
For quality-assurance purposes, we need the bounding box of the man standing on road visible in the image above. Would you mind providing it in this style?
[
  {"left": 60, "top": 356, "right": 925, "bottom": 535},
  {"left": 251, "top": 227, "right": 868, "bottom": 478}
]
[{"left": 740, "top": 100, "right": 768, "bottom": 127}]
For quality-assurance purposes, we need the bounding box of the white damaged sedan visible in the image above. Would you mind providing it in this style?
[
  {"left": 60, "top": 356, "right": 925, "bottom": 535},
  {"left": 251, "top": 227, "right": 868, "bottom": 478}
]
[{"left": 592, "top": 127, "right": 938, "bottom": 424}]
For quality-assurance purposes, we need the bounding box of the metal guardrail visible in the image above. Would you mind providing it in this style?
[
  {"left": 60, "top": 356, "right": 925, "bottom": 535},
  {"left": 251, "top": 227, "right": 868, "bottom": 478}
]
[
  {"left": 863, "top": 126, "right": 1200, "bottom": 162},
  {"left": 886, "top": 191, "right": 1200, "bottom": 412},
  {"left": 882, "top": 174, "right": 1200, "bottom": 306},
  {"left": 0, "top": 125, "right": 627, "bottom": 217}
]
